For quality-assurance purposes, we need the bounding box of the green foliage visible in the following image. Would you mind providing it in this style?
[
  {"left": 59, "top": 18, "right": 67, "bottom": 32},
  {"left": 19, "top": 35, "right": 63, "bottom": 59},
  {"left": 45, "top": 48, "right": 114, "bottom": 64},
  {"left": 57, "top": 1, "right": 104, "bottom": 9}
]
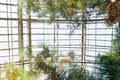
[
  {"left": 100, "top": 53, "right": 120, "bottom": 80},
  {"left": 22, "top": 0, "right": 86, "bottom": 23},
  {"left": 21, "top": 0, "right": 120, "bottom": 25},
  {"left": 98, "top": 20, "right": 120, "bottom": 80},
  {"left": 23, "top": 0, "right": 39, "bottom": 14},
  {"left": 25, "top": 44, "right": 95, "bottom": 80},
  {"left": 25, "top": 44, "right": 70, "bottom": 79},
  {"left": 0, "top": 44, "right": 97, "bottom": 80},
  {"left": 68, "top": 51, "right": 75, "bottom": 60},
  {"left": 112, "top": 20, "right": 120, "bottom": 55},
  {"left": 68, "top": 68, "right": 86, "bottom": 80},
  {"left": 0, "top": 62, "right": 34, "bottom": 80},
  {"left": 87, "top": 0, "right": 105, "bottom": 13},
  {"left": 22, "top": 0, "right": 106, "bottom": 19},
  {"left": 77, "top": 1, "right": 85, "bottom": 9}
]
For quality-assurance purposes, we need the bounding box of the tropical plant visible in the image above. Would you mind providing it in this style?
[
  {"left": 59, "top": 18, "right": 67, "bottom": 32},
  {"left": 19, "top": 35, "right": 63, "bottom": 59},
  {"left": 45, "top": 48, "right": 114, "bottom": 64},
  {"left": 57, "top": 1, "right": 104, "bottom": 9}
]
[
  {"left": 98, "top": 20, "right": 120, "bottom": 80},
  {"left": 99, "top": 52, "right": 120, "bottom": 80},
  {"left": 25, "top": 44, "right": 73, "bottom": 80},
  {"left": 111, "top": 19, "right": 120, "bottom": 55},
  {"left": 0, "top": 62, "right": 34, "bottom": 80},
  {"left": 22, "top": 0, "right": 120, "bottom": 25},
  {"left": 25, "top": 44, "right": 93, "bottom": 80},
  {"left": 23, "top": 0, "right": 86, "bottom": 22},
  {"left": 68, "top": 67, "right": 86, "bottom": 80},
  {"left": 0, "top": 45, "right": 96, "bottom": 80}
]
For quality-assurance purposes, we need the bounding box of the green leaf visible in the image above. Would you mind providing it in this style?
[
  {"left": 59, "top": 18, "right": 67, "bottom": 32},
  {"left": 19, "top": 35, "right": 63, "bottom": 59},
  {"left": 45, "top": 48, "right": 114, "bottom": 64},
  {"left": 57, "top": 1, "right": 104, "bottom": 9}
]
[{"left": 77, "top": 1, "right": 85, "bottom": 9}]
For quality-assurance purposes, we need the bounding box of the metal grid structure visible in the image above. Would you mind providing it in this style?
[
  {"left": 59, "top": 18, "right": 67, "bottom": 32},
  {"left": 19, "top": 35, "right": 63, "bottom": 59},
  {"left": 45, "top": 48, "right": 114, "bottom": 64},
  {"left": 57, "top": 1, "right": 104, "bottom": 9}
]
[
  {"left": 0, "top": 0, "right": 114, "bottom": 72},
  {"left": 85, "top": 20, "right": 114, "bottom": 71},
  {"left": 0, "top": 0, "right": 19, "bottom": 64}
]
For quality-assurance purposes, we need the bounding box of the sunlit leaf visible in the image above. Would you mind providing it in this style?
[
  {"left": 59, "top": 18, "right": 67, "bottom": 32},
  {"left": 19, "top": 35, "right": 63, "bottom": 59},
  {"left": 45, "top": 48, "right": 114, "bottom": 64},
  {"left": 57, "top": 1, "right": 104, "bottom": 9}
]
[{"left": 77, "top": 1, "right": 85, "bottom": 9}]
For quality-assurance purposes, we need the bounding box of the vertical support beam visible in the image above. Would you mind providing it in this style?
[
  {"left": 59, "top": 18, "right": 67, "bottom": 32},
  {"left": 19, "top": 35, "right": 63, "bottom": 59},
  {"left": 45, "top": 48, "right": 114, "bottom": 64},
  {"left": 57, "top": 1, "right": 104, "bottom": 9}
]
[
  {"left": 27, "top": 15, "right": 32, "bottom": 69},
  {"left": 83, "top": 17, "right": 86, "bottom": 68},
  {"left": 18, "top": 0, "right": 24, "bottom": 68},
  {"left": 81, "top": 9, "right": 86, "bottom": 67},
  {"left": 6, "top": 0, "right": 11, "bottom": 62}
]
